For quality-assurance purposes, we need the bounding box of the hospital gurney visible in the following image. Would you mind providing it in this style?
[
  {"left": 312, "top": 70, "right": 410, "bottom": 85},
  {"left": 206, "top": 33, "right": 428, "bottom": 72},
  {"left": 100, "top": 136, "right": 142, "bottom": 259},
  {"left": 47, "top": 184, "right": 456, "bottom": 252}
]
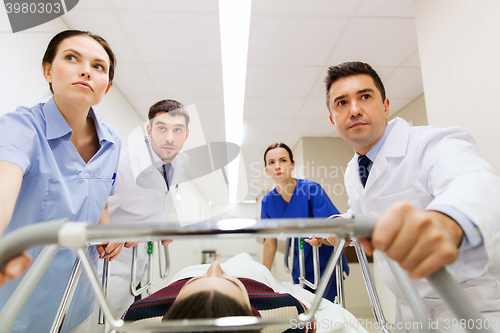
[{"left": 0, "top": 217, "right": 493, "bottom": 333}]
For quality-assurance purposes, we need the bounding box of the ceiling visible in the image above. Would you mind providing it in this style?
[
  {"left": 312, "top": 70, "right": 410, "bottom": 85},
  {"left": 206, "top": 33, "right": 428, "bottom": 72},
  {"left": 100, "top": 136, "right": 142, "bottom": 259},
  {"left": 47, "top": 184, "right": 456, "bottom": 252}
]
[{"left": 0, "top": 0, "right": 423, "bottom": 202}]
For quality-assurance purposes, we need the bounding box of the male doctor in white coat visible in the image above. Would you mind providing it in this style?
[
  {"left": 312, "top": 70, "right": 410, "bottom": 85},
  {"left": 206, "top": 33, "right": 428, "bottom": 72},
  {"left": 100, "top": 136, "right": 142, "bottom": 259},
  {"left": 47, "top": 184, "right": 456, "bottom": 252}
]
[
  {"left": 104, "top": 99, "right": 190, "bottom": 318},
  {"left": 313, "top": 61, "right": 500, "bottom": 333}
]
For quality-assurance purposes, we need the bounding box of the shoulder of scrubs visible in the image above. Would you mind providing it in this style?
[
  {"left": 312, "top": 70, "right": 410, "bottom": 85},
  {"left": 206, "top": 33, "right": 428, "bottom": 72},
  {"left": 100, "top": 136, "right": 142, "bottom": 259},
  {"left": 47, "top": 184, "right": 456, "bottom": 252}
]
[
  {"left": 297, "top": 179, "right": 340, "bottom": 217},
  {"left": 0, "top": 101, "right": 56, "bottom": 172},
  {"left": 260, "top": 187, "right": 278, "bottom": 218}
]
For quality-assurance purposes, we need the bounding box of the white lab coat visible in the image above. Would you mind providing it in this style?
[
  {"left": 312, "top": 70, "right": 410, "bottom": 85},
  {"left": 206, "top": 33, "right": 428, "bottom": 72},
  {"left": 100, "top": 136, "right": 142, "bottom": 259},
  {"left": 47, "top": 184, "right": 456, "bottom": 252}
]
[
  {"left": 103, "top": 136, "right": 189, "bottom": 318},
  {"left": 343, "top": 118, "right": 500, "bottom": 333}
]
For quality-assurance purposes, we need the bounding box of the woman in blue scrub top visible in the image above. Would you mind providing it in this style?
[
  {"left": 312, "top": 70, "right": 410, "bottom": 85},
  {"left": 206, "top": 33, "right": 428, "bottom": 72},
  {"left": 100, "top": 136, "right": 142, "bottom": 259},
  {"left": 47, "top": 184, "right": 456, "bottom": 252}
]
[
  {"left": 0, "top": 30, "right": 123, "bottom": 333},
  {"left": 261, "top": 143, "right": 348, "bottom": 303}
]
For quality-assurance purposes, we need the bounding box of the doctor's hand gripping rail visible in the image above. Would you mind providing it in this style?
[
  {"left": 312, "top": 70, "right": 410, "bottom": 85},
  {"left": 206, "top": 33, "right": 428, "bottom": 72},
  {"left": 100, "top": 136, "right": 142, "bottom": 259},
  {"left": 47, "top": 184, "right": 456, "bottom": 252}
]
[{"left": 0, "top": 217, "right": 493, "bottom": 333}]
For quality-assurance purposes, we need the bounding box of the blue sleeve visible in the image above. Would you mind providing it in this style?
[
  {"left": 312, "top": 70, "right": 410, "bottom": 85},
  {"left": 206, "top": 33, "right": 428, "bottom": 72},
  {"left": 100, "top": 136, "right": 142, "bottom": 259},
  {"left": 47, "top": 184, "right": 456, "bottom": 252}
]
[
  {"left": 0, "top": 110, "right": 40, "bottom": 173},
  {"left": 261, "top": 197, "right": 270, "bottom": 219},
  {"left": 308, "top": 182, "right": 340, "bottom": 218}
]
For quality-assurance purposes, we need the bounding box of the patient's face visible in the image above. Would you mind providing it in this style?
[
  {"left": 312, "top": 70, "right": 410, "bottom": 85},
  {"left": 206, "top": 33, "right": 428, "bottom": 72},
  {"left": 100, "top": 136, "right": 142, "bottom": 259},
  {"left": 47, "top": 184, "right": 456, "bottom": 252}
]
[{"left": 177, "top": 261, "right": 251, "bottom": 309}]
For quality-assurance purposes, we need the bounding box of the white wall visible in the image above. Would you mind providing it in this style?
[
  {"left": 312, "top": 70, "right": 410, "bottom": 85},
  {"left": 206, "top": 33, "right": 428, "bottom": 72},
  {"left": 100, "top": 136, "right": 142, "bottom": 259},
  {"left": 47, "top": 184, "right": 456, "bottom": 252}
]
[
  {"left": 414, "top": 0, "right": 500, "bottom": 174},
  {"left": 93, "top": 88, "right": 143, "bottom": 148},
  {"left": 0, "top": 33, "right": 54, "bottom": 117},
  {"left": 389, "top": 94, "right": 427, "bottom": 126}
]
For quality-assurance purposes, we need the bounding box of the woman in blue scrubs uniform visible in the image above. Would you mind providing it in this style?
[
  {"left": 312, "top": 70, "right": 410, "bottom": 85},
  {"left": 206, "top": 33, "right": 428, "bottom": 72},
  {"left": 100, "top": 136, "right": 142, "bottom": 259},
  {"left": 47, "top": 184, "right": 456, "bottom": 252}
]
[
  {"left": 261, "top": 143, "right": 348, "bottom": 303},
  {"left": 0, "top": 30, "right": 123, "bottom": 333}
]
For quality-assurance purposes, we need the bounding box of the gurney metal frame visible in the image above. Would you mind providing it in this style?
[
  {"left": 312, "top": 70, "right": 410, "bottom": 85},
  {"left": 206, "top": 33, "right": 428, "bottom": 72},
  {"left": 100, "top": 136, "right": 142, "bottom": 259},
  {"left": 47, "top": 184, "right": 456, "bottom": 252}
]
[
  {"left": 284, "top": 237, "right": 343, "bottom": 305},
  {"left": 130, "top": 241, "right": 170, "bottom": 297},
  {"left": 0, "top": 217, "right": 492, "bottom": 333},
  {"left": 285, "top": 236, "right": 392, "bottom": 333},
  {"left": 97, "top": 241, "right": 170, "bottom": 327}
]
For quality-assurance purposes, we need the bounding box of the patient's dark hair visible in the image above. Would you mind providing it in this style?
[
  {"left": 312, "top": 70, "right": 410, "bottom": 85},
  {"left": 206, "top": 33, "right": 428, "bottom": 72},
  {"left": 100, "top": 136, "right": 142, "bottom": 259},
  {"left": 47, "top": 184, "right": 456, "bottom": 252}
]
[{"left": 163, "top": 290, "right": 259, "bottom": 333}]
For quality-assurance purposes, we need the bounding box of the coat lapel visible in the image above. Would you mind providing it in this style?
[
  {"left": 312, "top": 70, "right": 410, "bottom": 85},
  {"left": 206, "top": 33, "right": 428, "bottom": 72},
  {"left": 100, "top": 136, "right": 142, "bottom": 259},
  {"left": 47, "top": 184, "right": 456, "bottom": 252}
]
[
  {"left": 169, "top": 151, "right": 189, "bottom": 190},
  {"left": 365, "top": 118, "right": 409, "bottom": 191},
  {"left": 136, "top": 164, "right": 165, "bottom": 190}
]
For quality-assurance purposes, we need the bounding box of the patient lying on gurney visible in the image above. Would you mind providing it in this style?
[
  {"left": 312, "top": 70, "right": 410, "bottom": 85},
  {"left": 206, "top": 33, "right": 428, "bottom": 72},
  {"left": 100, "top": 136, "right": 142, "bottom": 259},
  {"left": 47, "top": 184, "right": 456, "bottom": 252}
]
[{"left": 123, "top": 253, "right": 367, "bottom": 333}]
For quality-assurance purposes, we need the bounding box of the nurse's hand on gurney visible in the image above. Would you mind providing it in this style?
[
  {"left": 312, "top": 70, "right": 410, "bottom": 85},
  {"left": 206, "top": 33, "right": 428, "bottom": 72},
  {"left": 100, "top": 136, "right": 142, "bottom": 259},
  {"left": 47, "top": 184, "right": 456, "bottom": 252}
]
[
  {"left": 96, "top": 242, "right": 125, "bottom": 261},
  {"left": 122, "top": 239, "right": 173, "bottom": 248},
  {"left": 307, "top": 202, "right": 464, "bottom": 279},
  {"left": 305, "top": 235, "right": 342, "bottom": 247},
  {"left": 95, "top": 203, "right": 128, "bottom": 260},
  {"left": 0, "top": 253, "right": 31, "bottom": 287}
]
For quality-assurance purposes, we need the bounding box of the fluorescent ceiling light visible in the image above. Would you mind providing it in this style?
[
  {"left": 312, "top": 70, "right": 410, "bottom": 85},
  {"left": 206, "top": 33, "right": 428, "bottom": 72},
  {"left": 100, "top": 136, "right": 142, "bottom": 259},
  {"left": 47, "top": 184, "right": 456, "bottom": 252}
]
[{"left": 219, "top": 0, "right": 252, "bottom": 204}]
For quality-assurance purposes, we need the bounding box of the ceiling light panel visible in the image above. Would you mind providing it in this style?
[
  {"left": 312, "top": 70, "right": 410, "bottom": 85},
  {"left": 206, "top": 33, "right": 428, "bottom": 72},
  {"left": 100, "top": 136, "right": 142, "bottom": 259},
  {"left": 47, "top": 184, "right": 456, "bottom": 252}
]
[
  {"left": 254, "top": 0, "right": 359, "bottom": 16},
  {"left": 109, "top": 0, "right": 217, "bottom": 12},
  {"left": 245, "top": 66, "right": 324, "bottom": 97},
  {"left": 244, "top": 97, "right": 305, "bottom": 119},
  {"left": 146, "top": 64, "right": 223, "bottom": 96},
  {"left": 328, "top": 17, "right": 418, "bottom": 67},
  {"left": 64, "top": 10, "right": 140, "bottom": 63},
  {"left": 118, "top": 11, "right": 222, "bottom": 64},
  {"left": 355, "top": 0, "right": 415, "bottom": 17},
  {"left": 247, "top": 16, "right": 349, "bottom": 66}
]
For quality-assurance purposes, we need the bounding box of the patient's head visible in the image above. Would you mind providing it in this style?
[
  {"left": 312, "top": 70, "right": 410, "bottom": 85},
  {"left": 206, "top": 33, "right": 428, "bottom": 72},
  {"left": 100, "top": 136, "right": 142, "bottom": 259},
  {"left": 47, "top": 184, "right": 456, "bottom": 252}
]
[{"left": 163, "top": 261, "right": 254, "bottom": 320}]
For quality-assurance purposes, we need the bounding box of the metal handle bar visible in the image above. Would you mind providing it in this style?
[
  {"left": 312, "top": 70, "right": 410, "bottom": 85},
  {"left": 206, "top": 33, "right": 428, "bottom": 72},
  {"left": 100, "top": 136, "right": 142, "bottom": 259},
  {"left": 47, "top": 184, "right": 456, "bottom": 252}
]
[
  {"left": 158, "top": 241, "right": 170, "bottom": 278},
  {"left": 335, "top": 255, "right": 345, "bottom": 308},
  {"left": 0, "top": 245, "right": 59, "bottom": 333},
  {"left": 284, "top": 237, "right": 294, "bottom": 274},
  {"left": 0, "top": 217, "right": 371, "bottom": 270},
  {"left": 0, "top": 219, "right": 66, "bottom": 272},
  {"left": 352, "top": 239, "right": 392, "bottom": 333},
  {"left": 50, "top": 247, "right": 87, "bottom": 332},
  {"left": 83, "top": 216, "right": 374, "bottom": 245},
  {"left": 130, "top": 243, "right": 153, "bottom": 297},
  {"left": 98, "top": 257, "right": 109, "bottom": 325},
  {"left": 0, "top": 216, "right": 493, "bottom": 333},
  {"left": 385, "top": 254, "right": 432, "bottom": 333}
]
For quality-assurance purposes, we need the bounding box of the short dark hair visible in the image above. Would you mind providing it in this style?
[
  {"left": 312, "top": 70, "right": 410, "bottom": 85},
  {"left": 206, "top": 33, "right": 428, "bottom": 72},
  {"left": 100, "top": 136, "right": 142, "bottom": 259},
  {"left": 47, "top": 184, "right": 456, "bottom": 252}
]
[
  {"left": 324, "top": 61, "right": 386, "bottom": 112},
  {"left": 163, "top": 290, "right": 259, "bottom": 333},
  {"left": 263, "top": 143, "right": 294, "bottom": 165},
  {"left": 148, "top": 99, "right": 190, "bottom": 128},
  {"left": 42, "top": 30, "right": 116, "bottom": 94}
]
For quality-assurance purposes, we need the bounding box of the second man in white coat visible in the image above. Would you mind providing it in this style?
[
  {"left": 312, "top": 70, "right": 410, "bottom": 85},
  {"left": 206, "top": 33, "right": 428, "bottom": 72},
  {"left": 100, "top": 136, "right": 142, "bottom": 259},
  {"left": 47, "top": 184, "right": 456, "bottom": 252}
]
[{"left": 106, "top": 99, "right": 190, "bottom": 318}]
